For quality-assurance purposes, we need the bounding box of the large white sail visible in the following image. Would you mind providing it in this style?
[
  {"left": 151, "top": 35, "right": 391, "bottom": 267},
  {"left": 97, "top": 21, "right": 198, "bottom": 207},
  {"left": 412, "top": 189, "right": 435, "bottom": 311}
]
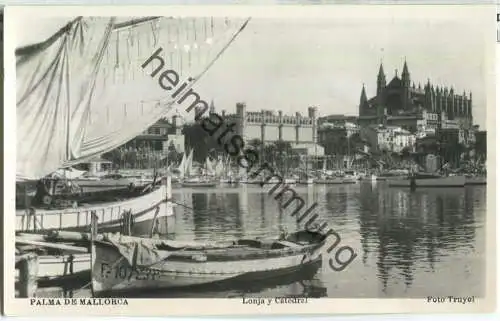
[{"left": 16, "top": 16, "right": 250, "bottom": 180}]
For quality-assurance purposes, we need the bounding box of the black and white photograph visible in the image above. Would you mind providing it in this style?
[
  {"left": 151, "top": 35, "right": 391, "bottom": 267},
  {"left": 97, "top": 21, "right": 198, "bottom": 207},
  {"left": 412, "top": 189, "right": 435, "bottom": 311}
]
[{"left": 4, "top": 4, "right": 495, "bottom": 316}]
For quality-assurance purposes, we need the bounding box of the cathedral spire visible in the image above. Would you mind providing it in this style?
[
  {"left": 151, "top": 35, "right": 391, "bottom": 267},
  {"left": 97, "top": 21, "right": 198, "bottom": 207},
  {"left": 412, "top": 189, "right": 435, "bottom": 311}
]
[
  {"left": 359, "top": 83, "right": 369, "bottom": 116},
  {"left": 378, "top": 63, "right": 385, "bottom": 79},
  {"left": 377, "top": 63, "right": 386, "bottom": 95},
  {"left": 360, "top": 84, "right": 368, "bottom": 103},
  {"left": 209, "top": 99, "right": 215, "bottom": 114},
  {"left": 402, "top": 59, "right": 410, "bottom": 87}
]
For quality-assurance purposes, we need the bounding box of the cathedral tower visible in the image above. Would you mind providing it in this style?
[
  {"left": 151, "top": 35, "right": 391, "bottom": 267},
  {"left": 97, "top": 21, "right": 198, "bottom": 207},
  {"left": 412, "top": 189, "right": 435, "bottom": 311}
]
[
  {"left": 401, "top": 60, "right": 411, "bottom": 110},
  {"left": 359, "top": 84, "right": 369, "bottom": 116}
]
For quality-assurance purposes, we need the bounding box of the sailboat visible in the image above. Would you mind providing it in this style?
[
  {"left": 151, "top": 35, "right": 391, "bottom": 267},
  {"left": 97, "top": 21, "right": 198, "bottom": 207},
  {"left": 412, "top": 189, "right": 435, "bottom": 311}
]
[
  {"left": 15, "top": 16, "right": 250, "bottom": 287},
  {"left": 181, "top": 151, "right": 218, "bottom": 187},
  {"left": 297, "top": 156, "right": 314, "bottom": 185},
  {"left": 218, "top": 156, "right": 236, "bottom": 185},
  {"left": 313, "top": 157, "right": 344, "bottom": 184}
]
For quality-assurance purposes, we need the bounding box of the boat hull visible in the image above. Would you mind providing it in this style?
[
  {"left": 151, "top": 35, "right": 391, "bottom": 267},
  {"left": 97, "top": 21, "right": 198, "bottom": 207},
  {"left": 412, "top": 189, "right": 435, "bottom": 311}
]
[
  {"left": 15, "top": 254, "right": 91, "bottom": 286},
  {"left": 388, "top": 175, "right": 466, "bottom": 188},
  {"left": 181, "top": 182, "right": 217, "bottom": 188},
  {"left": 314, "top": 178, "right": 356, "bottom": 184},
  {"left": 91, "top": 233, "right": 326, "bottom": 295},
  {"left": 16, "top": 185, "right": 170, "bottom": 233}
]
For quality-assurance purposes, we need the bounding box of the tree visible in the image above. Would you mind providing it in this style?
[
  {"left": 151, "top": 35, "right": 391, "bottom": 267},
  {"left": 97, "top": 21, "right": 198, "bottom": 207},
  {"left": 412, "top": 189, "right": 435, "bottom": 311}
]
[{"left": 166, "top": 141, "right": 179, "bottom": 166}]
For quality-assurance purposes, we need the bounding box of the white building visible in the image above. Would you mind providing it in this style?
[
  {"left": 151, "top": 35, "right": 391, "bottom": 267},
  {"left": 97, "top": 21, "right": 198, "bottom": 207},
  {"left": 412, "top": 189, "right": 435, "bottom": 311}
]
[{"left": 360, "top": 125, "right": 416, "bottom": 153}]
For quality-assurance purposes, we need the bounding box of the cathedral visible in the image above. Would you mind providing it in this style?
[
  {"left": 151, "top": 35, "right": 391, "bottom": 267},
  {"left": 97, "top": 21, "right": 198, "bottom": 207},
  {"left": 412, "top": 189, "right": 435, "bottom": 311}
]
[{"left": 358, "top": 60, "right": 473, "bottom": 126}]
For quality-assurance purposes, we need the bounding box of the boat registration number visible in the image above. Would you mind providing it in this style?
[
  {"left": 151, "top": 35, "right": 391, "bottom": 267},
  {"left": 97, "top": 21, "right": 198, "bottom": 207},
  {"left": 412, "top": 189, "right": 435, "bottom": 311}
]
[{"left": 99, "top": 263, "right": 160, "bottom": 281}]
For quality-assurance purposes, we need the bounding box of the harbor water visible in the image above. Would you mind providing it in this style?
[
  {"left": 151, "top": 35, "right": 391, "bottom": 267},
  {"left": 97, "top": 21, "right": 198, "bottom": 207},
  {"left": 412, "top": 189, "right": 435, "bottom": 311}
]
[{"left": 39, "top": 182, "right": 486, "bottom": 298}]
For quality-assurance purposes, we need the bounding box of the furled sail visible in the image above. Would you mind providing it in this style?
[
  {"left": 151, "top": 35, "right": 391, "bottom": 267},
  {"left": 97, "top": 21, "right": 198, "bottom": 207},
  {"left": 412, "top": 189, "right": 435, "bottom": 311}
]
[{"left": 16, "top": 16, "right": 250, "bottom": 180}]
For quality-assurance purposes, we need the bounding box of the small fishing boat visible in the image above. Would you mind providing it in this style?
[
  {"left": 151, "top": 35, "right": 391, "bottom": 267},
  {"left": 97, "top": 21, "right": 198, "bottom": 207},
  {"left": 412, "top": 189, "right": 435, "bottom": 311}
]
[
  {"left": 90, "top": 229, "right": 330, "bottom": 295},
  {"left": 387, "top": 173, "right": 466, "bottom": 188},
  {"left": 298, "top": 178, "right": 314, "bottom": 185},
  {"left": 314, "top": 175, "right": 356, "bottom": 184},
  {"left": 181, "top": 177, "right": 218, "bottom": 188},
  {"left": 219, "top": 177, "right": 239, "bottom": 185},
  {"left": 342, "top": 170, "right": 359, "bottom": 184}
]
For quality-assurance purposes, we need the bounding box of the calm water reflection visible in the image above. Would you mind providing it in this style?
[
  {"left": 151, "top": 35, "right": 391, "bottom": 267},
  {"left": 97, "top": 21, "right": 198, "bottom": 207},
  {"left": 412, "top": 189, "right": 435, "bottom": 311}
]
[{"left": 163, "top": 182, "right": 486, "bottom": 298}]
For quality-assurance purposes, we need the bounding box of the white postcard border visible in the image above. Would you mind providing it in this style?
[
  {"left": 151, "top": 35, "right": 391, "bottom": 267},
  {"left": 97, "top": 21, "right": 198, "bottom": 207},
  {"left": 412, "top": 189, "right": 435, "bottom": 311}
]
[{"left": 3, "top": 4, "right": 497, "bottom": 316}]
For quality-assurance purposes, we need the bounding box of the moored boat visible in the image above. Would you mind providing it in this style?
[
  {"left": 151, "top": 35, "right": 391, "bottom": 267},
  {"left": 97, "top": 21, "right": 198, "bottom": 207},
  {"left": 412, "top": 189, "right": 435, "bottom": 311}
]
[
  {"left": 90, "top": 230, "right": 329, "bottom": 295},
  {"left": 298, "top": 178, "right": 314, "bottom": 185},
  {"left": 388, "top": 173, "right": 466, "bottom": 188},
  {"left": 15, "top": 253, "right": 91, "bottom": 285},
  {"left": 16, "top": 182, "right": 172, "bottom": 233},
  {"left": 181, "top": 177, "right": 218, "bottom": 188},
  {"left": 314, "top": 177, "right": 345, "bottom": 184}
]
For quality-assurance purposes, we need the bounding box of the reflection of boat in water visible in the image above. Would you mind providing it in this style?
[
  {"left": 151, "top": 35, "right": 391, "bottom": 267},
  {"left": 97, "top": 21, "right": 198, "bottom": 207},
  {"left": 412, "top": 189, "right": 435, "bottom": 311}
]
[
  {"left": 387, "top": 173, "right": 466, "bottom": 188},
  {"left": 90, "top": 229, "right": 329, "bottom": 296}
]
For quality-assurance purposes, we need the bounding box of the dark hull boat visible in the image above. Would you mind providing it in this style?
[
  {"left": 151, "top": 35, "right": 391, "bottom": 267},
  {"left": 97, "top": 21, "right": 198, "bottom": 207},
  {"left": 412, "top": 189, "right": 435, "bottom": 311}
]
[{"left": 91, "top": 230, "right": 328, "bottom": 296}]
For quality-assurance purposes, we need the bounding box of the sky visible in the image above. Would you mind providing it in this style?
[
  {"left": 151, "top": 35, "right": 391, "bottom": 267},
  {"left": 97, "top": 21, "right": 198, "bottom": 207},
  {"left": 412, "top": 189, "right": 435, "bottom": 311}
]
[{"left": 16, "top": 12, "right": 491, "bottom": 129}]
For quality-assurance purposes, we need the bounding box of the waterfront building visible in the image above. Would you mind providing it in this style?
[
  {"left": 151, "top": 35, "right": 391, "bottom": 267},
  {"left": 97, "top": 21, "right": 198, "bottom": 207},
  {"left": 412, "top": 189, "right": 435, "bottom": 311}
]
[
  {"left": 106, "top": 115, "right": 185, "bottom": 168},
  {"left": 225, "top": 102, "right": 324, "bottom": 156},
  {"left": 360, "top": 125, "right": 416, "bottom": 153},
  {"left": 358, "top": 60, "right": 474, "bottom": 130}
]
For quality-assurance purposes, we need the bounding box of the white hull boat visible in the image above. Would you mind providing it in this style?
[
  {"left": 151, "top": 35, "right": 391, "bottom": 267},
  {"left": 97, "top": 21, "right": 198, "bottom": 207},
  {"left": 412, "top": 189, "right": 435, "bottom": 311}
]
[
  {"left": 16, "top": 185, "right": 171, "bottom": 233},
  {"left": 298, "top": 178, "right": 314, "bottom": 185},
  {"left": 91, "top": 230, "right": 330, "bottom": 295},
  {"left": 388, "top": 175, "right": 466, "bottom": 188},
  {"left": 15, "top": 253, "right": 91, "bottom": 283},
  {"left": 314, "top": 177, "right": 356, "bottom": 184}
]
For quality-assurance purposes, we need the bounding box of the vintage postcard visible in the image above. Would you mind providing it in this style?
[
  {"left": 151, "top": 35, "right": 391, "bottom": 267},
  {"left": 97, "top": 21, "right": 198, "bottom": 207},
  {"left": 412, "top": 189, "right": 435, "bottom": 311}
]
[{"left": 2, "top": 4, "right": 497, "bottom": 316}]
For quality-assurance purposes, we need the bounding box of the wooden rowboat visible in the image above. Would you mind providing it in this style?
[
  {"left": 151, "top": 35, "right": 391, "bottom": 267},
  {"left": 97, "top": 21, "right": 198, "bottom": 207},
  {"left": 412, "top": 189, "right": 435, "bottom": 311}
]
[
  {"left": 16, "top": 184, "right": 171, "bottom": 233},
  {"left": 90, "top": 230, "right": 329, "bottom": 296}
]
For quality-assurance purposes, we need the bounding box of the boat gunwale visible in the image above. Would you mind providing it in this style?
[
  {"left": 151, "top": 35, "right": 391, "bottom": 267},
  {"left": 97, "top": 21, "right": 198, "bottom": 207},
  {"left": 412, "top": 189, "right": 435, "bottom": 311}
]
[
  {"left": 15, "top": 185, "right": 165, "bottom": 216},
  {"left": 95, "top": 231, "right": 327, "bottom": 263},
  {"left": 95, "top": 239, "right": 323, "bottom": 263}
]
